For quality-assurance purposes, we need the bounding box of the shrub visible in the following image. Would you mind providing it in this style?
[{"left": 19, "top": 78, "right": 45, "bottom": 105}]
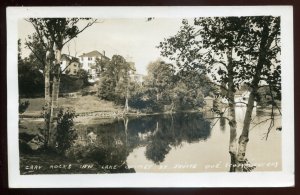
[
  {"left": 59, "top": 75, "right": 84, "bottom": 93},
  {"left": 18, "top": 61, "right": 44, "bottom": 98},
  {"left": 56, "top": 108, "right": 78, "bottom": 154}
]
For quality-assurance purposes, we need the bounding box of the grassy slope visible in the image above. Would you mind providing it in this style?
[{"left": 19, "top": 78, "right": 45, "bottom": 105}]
[{"left": 21, "top": 95, "right": 122, "bottom": 115}]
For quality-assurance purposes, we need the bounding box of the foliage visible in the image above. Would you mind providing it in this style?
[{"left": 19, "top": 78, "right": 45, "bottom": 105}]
[
  {"left": 98, "top": 75, "right": 117, "bottom": 101},
  {"left": 95, "top": 57, "right": 110, "bottom": 74},
  {"left": 130, "top": 59, "right": 214, "bottom": 112},
  {"left": 59, "top": 74, "right": 84, "bottom": 93},
  {"left": 158, "top": 16, "right": 281, "bottom": 170},
  {"left": 56, "top": 108, "right": 78, "bottom": 154},
  {"left": 25, "top": 33, "right": 48, "bottom": 71},
  {"left": 26, "top": 18, "right": 97, "bottom": 148},
  {"left": 129, "top": 87, "right": 161, "bottom": 112},
  {"left": 145, "top": 60, "right": 175, "bottom": 99},
  {"left": 18, "top": 61, "right": 45, "bottom": 97},
  {"left": 256, "top": 86, "right": 281, "bottom": 108},
  {"left": 98, "top": 55, "right": 133, "bottom": 104},
  {"left": 77, "top": 69, "right": 90, "bottom": 87},
  {"left": 27, "top": 18, "right": 97, "bottom": 50},
  {"left": 18, "top": 40, "right": 44, "bottom": 97},
  {"left": 158, "top": 17, "right": 281, "bottom": 101},
  {"left": 168, "top": 81, "right": 205, "bottom": 111}
]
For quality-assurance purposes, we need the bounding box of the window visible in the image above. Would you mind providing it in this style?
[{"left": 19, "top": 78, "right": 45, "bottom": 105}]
[{"left": 88, "top": 57, "right": 92, "bottom": 61}]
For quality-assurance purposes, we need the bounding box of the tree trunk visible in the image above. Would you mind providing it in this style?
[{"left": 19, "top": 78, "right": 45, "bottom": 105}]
[
  {"left": 228, "top": 92, "right": 238, "bottom": 172},
  {"left": 226, "top": 48, "right": 238, "bottom": 172},
  {"left": 124, "top": 82, "right": 129, "bottom": 113},
  {"left": 124, "top": 97, "right": 129, "bottom": 113},
  {"left": 124, "top": 71, "right": 130, "bottom": 113},
  {"left": 45, "top": 44, "right": 54, "bottom": 107},
  {"left": 44, "top": 60, "right": 51, "bottom": 144},
  {"left": 48, "top": 49, "right": 62, "bottom": 148},
  {"left": 124, "top": 117, "right": 128, "bottom": 146},
  {"left": 44, "top": 61, "right": 51, "bottom": 106},
  {"left": 235, "top": 18, "right": 274, "bottom": 170},
  {"left": 237, "top": 91, "right": 255, "bottom": 162}
]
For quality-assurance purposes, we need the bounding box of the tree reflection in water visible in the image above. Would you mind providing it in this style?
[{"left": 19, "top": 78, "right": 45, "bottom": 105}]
[
  {"left": 72, "top": 113, "right": 212, "bottom": 171},
  {"left": 144, "top": 113, "right": 211, "bottom": 164},
  {"left": 220, "top": 117, "right": 226, "bottom": 132},
  {"left": 68, "top": 120, "right": 134, "bottom": 173},
  {"left": 69, "top": 109, "right": 281, "bottom": 173}
]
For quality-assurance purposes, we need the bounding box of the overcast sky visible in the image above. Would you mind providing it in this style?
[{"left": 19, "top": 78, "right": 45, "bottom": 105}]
[{"left": 18, "top": 18, "right": 184, "bottom": 74}]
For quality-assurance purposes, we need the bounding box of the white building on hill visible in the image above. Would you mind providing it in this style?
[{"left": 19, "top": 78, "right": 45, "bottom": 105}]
[{"left": 79, "top": 50, "right": 110, "bottom": 83}]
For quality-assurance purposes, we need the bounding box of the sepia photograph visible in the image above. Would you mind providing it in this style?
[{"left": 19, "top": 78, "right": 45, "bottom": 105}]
[{"left": 7, "top": 6, "right": 294, "bottom": 187}]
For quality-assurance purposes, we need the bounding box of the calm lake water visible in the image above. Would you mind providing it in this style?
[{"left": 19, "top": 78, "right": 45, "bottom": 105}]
[{"left": 72, "top": 107, "right": 281, "bottom": 173}]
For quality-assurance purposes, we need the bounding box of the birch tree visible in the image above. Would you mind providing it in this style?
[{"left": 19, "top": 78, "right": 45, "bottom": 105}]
[
  {"left": 26, "top": 18, "right": 97, "bottom": 149},
  {"left": 158, "top": 16, "right": 281, "bottom": 171}
]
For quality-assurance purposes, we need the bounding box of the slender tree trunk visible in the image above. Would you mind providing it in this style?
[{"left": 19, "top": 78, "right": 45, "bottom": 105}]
[
  {"left": 124, "top": 117, "right": 128, "bottom": 146},
  {"left": 45, "top": 43, "right": 54, "bottom": 107},
  {"left": 44, "top": 43, "right": 55, "bottom": 145},
  {"left": 237, "top": 91, "right": 255, "bottom": 162},
  {"left": 124, "top": 97, "right": 129, "bottom": 113},
  {"left": 124, "top": 85, "right": 129, "bottom": 113},
  {"left": 44, "top": 62, "right": 51, "bottom": 106},
  {"left": 226, "top": 48, "right": 238, "bottom": 172},
  {"left": 228, "top": 93, "right": 238, "bottom": 172},
  {"left": 44, "top": 60, "right": 51, "bottom": 144},
  {"left": 124, "top": 71, "right": 130, "bottom": 113},
  {"left": 48, "top": 49, "right": 62, "bottom": 148},
  {"left": 236, "top": 17, "right": 273, "bottom": 167}
]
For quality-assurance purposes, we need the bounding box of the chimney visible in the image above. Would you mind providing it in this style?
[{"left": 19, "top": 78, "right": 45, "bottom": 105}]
[{"left": 103, "top": 50, "right": 105, "bottom": 56}]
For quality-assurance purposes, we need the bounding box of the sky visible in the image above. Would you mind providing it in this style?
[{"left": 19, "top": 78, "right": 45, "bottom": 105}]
[{"left": 18, "top": 18, "right": 184, "bottom": 75}]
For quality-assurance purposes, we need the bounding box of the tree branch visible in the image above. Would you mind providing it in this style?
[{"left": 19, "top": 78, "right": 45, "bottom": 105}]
[
  {"left": 25, "top": 38, "right": 46, "bottom": 67},
  {"left": 62, "top": 19, "right": 97, "bottom": 47},
  {"left": 27, "top": 20, "right": 48, "bottom": 49}
]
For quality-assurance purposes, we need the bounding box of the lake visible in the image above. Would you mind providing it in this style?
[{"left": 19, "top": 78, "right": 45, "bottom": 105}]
[{"left": 70, "top": 107, "right": 281, "bottom": 173}]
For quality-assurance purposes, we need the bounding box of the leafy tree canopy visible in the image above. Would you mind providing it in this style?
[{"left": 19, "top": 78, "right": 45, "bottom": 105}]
[{"left": 158, "top": 17, "right": 281, "bottom": 100}]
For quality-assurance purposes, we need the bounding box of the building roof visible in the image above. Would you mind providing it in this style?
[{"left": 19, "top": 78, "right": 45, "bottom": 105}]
[{"left": 79, "top": 50, "right": 110, "bottom": 60}]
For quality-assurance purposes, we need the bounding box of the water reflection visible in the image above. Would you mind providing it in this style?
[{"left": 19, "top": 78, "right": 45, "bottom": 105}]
[
  {"left": 220, "top": 117, "right": 226, "bottom": 132},
  {"left": 71, "top": 109, "right": 281, "bottom": 173},
  {"left": 73, "top": 113, "right": 211, "bottom": 172},
  {"left": 144, "top": 113, "right": 211, "bottom": 164}
]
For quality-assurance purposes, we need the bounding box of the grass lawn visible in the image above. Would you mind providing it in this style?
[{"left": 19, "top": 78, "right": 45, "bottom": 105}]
[{"left": 21, "top": 95, "right": 122, "bottom": 115}]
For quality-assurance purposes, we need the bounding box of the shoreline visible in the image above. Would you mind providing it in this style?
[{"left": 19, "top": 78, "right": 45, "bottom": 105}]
[{"left": 19, "top": 109, "right": 208, "bottom": 120}]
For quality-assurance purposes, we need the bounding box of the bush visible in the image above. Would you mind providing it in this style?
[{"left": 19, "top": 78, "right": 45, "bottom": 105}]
[
  {"left": 77, "top": 69, "right": 90, "bottom": 87},
  {"left": 56, "top": 108, "right": 78, "bottom": 154},
  {"left": 18, "top": 61, "right": 44, "bottom": 98},
  {"left": 59, "top": 75, "right": 84, "bottom": 93}
]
